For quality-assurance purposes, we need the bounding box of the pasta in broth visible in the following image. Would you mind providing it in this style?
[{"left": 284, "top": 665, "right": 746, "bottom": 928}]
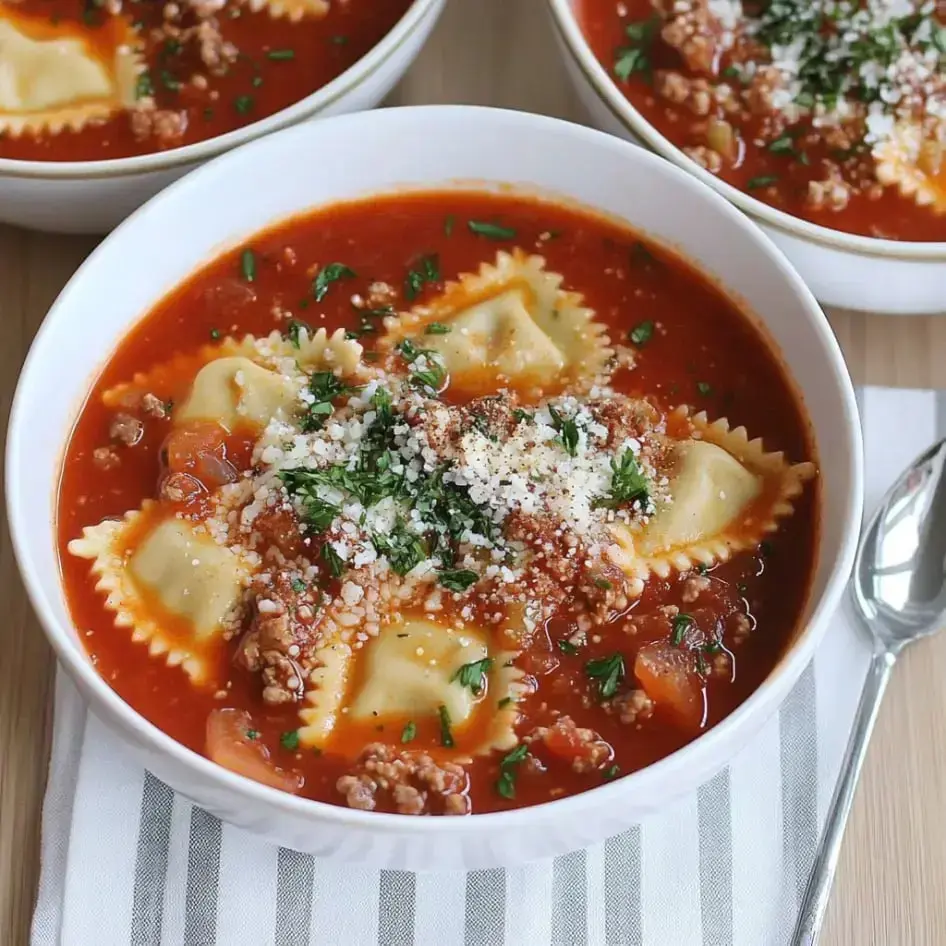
[{"left": 60, "top": 192, "right": 818, "bottom": 815}]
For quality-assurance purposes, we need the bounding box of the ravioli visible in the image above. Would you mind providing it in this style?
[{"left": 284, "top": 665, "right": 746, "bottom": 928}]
[
  {"left": 68, "top": 504, "right": 254, "bottom": 683},
  {"left": 381, "top": 250, "right": 612, "bottom": 392},
  {"left": 299, "top": 615, "right": 529, "bottom": 754},
  {"left": 874, "top": 121, "right": 946, "bottom": 213},
  {"left": 608, "top": 409, "right": 816, "bottom": 582},
  {"left": 175, "top": 356, "right": 302, "bottom": 431},
  {"left": 244, "top": 0, "right": 330, "bottom": 21},
  {"left": 0, "top": 7, "right": 142, "bottom": 137},
  {"left": 102, "top": 328, "right": 364, "bottom": 416}
]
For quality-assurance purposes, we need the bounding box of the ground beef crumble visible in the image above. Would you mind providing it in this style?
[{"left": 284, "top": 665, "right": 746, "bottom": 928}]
[{"left": 336, "top": 743, "right": 470, "bottom": 815}]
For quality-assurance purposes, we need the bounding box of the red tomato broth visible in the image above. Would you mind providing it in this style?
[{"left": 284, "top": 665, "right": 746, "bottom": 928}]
[
  {"left": 58, "top": 190, "right": 819, "bottom": 813},
  {"left": 577, "top": 0, "right": 946, "bottom": 242},
  {"left": 0, "top": 0, "right": 413, "bottom": 162}
]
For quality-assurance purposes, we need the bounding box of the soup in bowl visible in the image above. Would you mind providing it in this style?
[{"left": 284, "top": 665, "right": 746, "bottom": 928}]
[
  {"left": 7, "top": 105, "right": 861, "bottom": 869},
  {"left": 0, "top": 0, "right": 443, "bottom": 233},
  {"left": 549, "top": 0, "right": 946, "bottom": 314}
]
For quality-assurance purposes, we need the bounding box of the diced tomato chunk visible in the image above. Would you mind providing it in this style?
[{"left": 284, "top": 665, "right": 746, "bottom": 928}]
[
  {"left": 542, "top": 718, "right": 599, "bottom": 764},
  {"left": 634, "top": 642, "right": 705, "bottom": 731},
  {"left": 205, "top": 709, "right": 303, "bottom": 794},
  {"left": 163, "top": 421, "right": 238, "bottom": 490}
]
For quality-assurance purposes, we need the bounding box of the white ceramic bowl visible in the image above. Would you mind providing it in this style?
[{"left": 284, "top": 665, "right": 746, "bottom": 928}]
[
  {"left": 0, "top": 0, "right": 444, "bottom": 235},
  {"left": 7, "top": 105, "right": 862, "bottom": 870},
  {"left": 548, "top": 0, "right": 946, "bottom": 316}
]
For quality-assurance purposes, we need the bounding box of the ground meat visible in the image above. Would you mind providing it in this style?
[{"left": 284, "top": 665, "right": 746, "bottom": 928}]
[
  {"left": 729, "top": 611, "right": 753, "bottom": 645},
  {"left": 656, "top": 71, "right": 713, "bottom": 116},
  {"left": 141, "top": 393, "right": 168, "bottom": 418},
  {"left": 109, "top": 412, "right": 144, "bottom": 446},
  {"left": 806, "top": 175, "right": 852, "bottom": 213},
  {"left": 585, "top": 394, "right": 659, "bottom": 449},
  {"left": 681, "top": 574, "right": 711, "bottom": 603},
  {"left": 684, "top": 145, "right": 723, "bottom": 174},
  {"left": 159, "top": 471, "right": 203, "bottom": 504},
  {"left": 195, "top": 19, "right": 238, "bottom": 74},
  {"left": 529, "top": 716, "right": 612, "bottom": 774},
  {"left": 336, "top": 743, "right": 470, "bottom": 815},
  {"left": 657, "top": 0, "right": 722, "bottom": 75},
  {"left": 92, "top": 446, "right": 120, "bottom": 470},
  {"left": 235, "top": 573, "right": 322, "bottom": 704},
  {"left": 130, "top": 102, "right": 188, "bottom": 148},
  {"left": 252, "top": 506, "right": 306, "bottom": 561},
  {"left": 611, "top": 689, "right": 655, "bottom": 725}
]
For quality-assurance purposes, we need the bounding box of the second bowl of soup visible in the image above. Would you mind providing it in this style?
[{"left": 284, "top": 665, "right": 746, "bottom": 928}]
[
  {"left": 8, "top": 105, "right": 861, "bottom": 868},
  {"left": 550, "top": 0, "right": 946, "bottom": 314}
]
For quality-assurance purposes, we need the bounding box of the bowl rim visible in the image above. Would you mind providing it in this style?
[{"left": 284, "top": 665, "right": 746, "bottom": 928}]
[
  {"left": 547, "top": 0, "right": 946, "bottom": 262},
  {"left": 7, "top": 104, "right": 864, "bottom": 835},
  {"left": 0, "top": 0, "right": 440, "bottom": 182}
]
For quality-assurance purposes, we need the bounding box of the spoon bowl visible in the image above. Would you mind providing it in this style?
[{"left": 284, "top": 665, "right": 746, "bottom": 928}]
[{"left": 793, "top": 436, "right": 946, "bottom": 944}]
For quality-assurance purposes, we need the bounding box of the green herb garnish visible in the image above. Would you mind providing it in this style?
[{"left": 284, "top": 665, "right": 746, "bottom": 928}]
[
  {"left": 313, "top": 262, "right": 356, "bottom": 302},
  {"left": 597, "top": 448, "right": 650, "bottom": 510},
  {"left": 452, "top": 657, "right": 493, "bottom": 694},
  {"left": 604, "top": 764, "right": 621, "bottom": 780},
  {"left": 401, "top": 721, "right": 417, "bottom": 744},
  {"left": 404, "top": 254, "right": 440, "bottom": 301},
  {"left": 280, "top": 730, "right": 300, "bottom": 751},
  {"left": 671, "top": 613, "right": 694, "bottom": 647},
  {"left": 495, "top": 743, "right": 529, "bottom": 799},
  {"left": 614, "top": 15, "right": 660, "bottom": 80},
  {"left": 628, "top": 320, "right": 654, "bottom": 346},
  {"left": 245, "top": 729, "right": 260, "bottom": 740},
  {"left": 747, "top": 175, "right": 779, "bottom": 190},
  {"left": 547, "top": 405, "right": 580, "bottom": 457},
  {"left": 438, "top": 568, "right": 479, "bottom": 592},
  {"left": 234, "top": 95, "right": 254, "bottom": 115},
  {"left": 438, "top": 705, "right": 454, "bottom": 748},
  {"left": 372, "top": 521, "right": 427, "bottom": 575},
  {"left": 424, "top": 323, "right": 451, "bottom": 335},
  {"left": 468, "top": 220, "right": 517, "bottom": 241},
  {"left": 585, "top": 653, "right": 625, "bottom": 700},
  {"left": 557, "top": 639, "right": 579, "bottom": 656},
  {"left": 240, "top": 249, "right": 256, "bottom": 282},
  {"left": 267, "top": 49, "right": 295, "bottom": 60},
  {"left": 696, "top": 381, "right": 713, "bottom": 397}
]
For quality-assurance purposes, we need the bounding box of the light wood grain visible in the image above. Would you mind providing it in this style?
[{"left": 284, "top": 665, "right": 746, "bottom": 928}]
[{"left": 2, "top": 2, "right": 945, "bottom": 943}]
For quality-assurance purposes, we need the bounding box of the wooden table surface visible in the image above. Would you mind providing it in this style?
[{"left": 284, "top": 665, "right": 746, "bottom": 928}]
[{"left": 3, "top": 3, "right": 946, "bottom": 944}]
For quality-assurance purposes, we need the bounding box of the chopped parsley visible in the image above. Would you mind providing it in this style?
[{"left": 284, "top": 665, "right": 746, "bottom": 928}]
[
  {"left": 371, "top": 521, "right": 427, "bottom": 575},
  {"left": 628, "top": 320, "right": 654, "bottom": 346},
  {"left": 438, "top": 568, "right": 479, "bottom": 592},
  {"left": 209, "top": 328, "right": 221, "bottom": 340},
  {"left": 286, "top": 319, "right": 310, "bottom": 347},
  {"left": 300, "top": 371, "right": 360, "bottom": 432},
  {"left": 400, "top": 721, "right": 417, "bottom": 744},
  {"left": 321, "top": 543, "right": 345, "bottom": 578},
  {"left": 696, "top": 381, "right": 713, "bottom": 397},
  {"left": 613, "top": 15, "right": 660, "bottom": 80},
  {"left": 512, "top": 408, "right": 533, "bottom": 424},
  {"left": 438, "top": 705, "right": 455, "bottom": 748},
  {"left": 240, "top": 249, "right": 257, "bottom": 282},
  {"left": 397, "top": 339, "right": 446, "bottom": 394},
  {"left": 444, "top": 214, "right": 455, "bottom": 237},
  {"left": 404, "top": 254, "right": 440, "bottom": 301},
  {"left": 280, "top": 730, "right": 300, "bottom": 751},
  {"left": 585, "top": 653, "right": 625, "bottom": 700},
  {"left": 603, "top": 764, "right": 621, "bottom": 781},
  {"left": 234, "top": 95, "right": 254, "bottom": 115},
  {"left": 245, "top": 729, "right": 260, "bottom": 740},
  {"left": 547, "top": 405, "right": 580, "bottom": 457},
  {"left": 597, "top": 448, "right": 650, "bottom": 510},
  {"left": 495, "top": 743, "right": 529, "bottom": 799},
  {"left": 557, "top": 639, "right": 579, "bottom": 656},
  {"left": 452, "top": 657, "right": 492, "bottom": 694},
  {"left": 671, "top": 613, "right": 694, "bottom": 647},
  {"left": 593, "top": 577, "right": 612, "bottom": 590},
  {"left": 290, "top": 577, "right": 306, "bottom": 593},
  {"left": 467, "top": 220, "right": 517, "bottom": 240},
  {"left": 135, "top": 71, "right": 154, "bottom": 99},
  {"left": 313, "top": 262, "right": 356, "bottom": 302},
  {"left": 424, "top": 322, "right": 451, "bottom": 335},
  {"left": 267, "top": 49, "right": 295, "bottom": 60},
  {"left": 747, "top": 175, "right": 779, "bottom": 190}
]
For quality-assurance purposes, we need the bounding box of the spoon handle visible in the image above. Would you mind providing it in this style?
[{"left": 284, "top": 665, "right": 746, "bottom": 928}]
[{"left": 791, "top": 648, "right": 897, "bottom": 946}]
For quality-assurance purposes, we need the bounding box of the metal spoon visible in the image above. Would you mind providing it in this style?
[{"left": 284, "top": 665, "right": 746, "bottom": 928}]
[{"left": 791, "top": 437, "right": 946, "bottom": 945}]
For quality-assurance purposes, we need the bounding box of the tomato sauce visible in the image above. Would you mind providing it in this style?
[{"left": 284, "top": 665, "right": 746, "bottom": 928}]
[
  {"left": 577, "top": 0, "right": 946, "bottom": 242},
  {"left": 0, "top": 0, "right": 413, "bottom": 162},
  {"left": 58, "top": 191, "right": 818, "bottom": 812}
]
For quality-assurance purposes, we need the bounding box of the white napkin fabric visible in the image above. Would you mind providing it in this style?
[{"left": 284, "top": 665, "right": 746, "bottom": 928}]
[{"left": 31, "top": 387, "right": 946, "bottom": 946}]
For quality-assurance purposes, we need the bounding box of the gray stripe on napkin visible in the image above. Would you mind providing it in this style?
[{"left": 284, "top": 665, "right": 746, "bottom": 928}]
[
  {"left": 551, "top": 849, "right": 588, "bottom": 945},
  {"left": 464, "top": 868, "right": 505, "bottom": 945},
  {"left": 130, "top": 773, "right": 174, "bottom": 946},
  {"left": 698, "top": 768, "right": 733, "bottom": 945},
  {"left": 936, "top": 391, "right": 946, "bottom": 438},
  {"left": 779, "top": 662, "right": 818, "bottom": 906},
  {"left": 377, "top": 870, "right": 416, "bottom": 946},
  {"left": 184, "top": 808, "right": 222, "bottom": 946},
  {"left": 275, "top": 848, "right": 315, "bottom": 945},
  {"left": 604, "top": 827, "right": 642, "bottom": 946}
]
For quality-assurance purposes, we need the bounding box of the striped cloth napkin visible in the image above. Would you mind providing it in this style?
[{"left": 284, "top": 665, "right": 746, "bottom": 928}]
[{"left": 31, "top": 387, "right": 945, "bottom": 946}]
